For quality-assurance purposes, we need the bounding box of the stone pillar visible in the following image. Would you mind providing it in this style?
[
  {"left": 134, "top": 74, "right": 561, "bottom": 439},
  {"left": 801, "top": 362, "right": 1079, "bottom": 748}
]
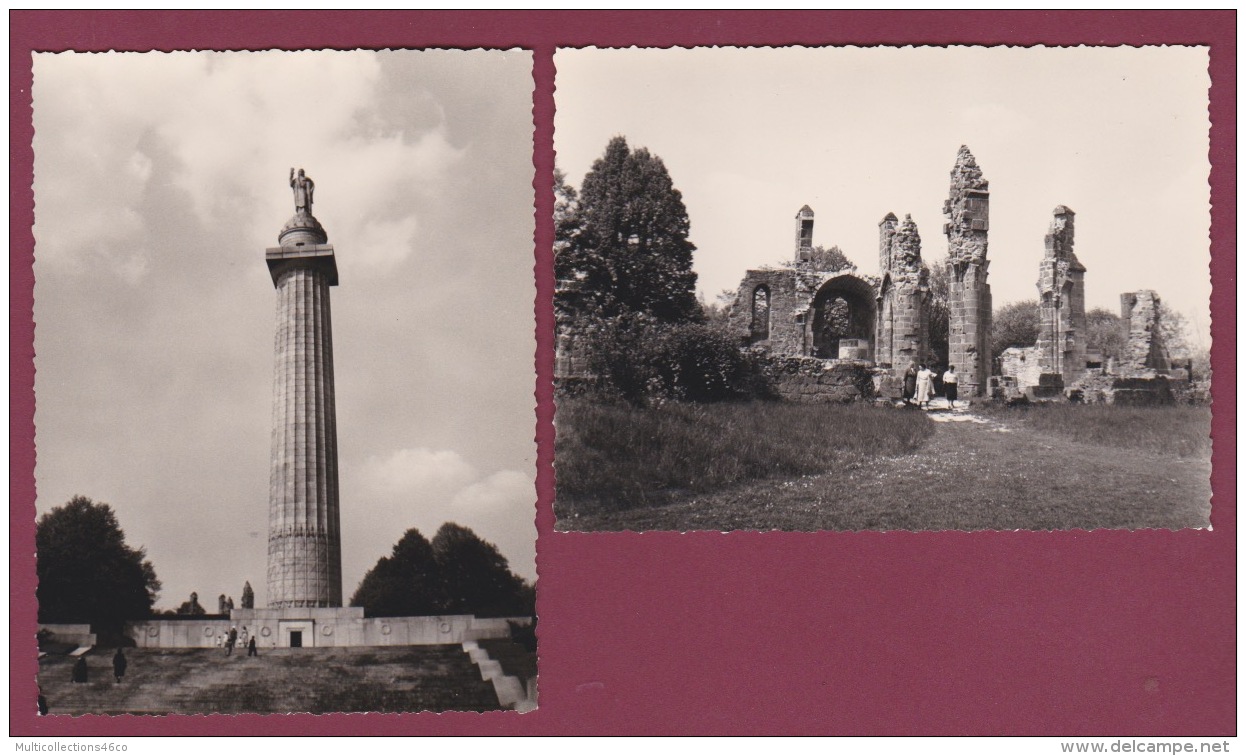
[
  {"left": 943, "top": 145, "right": 992, "bottom": 396},
  {"left": 875, "top": 213, "right": 898, "bottom": 367},
  {"left": 265, "top": 204, "right": 342, "bottom": 609},
  {"left": 1035, "top": 206, "right": 1087, "bottom": 384},
  {"left": 876, "top": 213, "right": 928, "bottom": 372},
  {"left": 794, "top": 205, "right": 814, "bottom": 263}
]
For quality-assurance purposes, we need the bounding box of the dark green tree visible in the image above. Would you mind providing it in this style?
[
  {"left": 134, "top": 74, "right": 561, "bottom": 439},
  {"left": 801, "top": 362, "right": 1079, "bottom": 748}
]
[
  {"left": 1084, "top": 308, "right": 1127, "bottom": 364},
  {"left": 432, "top": 523, "right": 533, "bottom": 618},
  {"left": 1156, "top": 302, "right": 1193, "bottom": 361},
  {"left": 36, "top": 496, "right": 161, "bottom": 633},
  {"left": 176, "top": 592, "right": 206, "bottom": 616},
  {"left": 990, "top": 300, "right": 1040, "bottom": 360},
  {"left": 927, "top": 258, "right": 950, "bottom": 366},
  {"left": 553, "top": 168, "right": 580, "bottom": 262},
  {"left": 556, "top": 137, "right": 700, "bottom": 323},
  {"left": 807, "top": 245, "right": 855, "bottom": 271},
  {"left": 350, "top": 529, "right": 444, "bottom": 617},
  {"left": 350, "top": 524, "right": 534, "bottom": 618},
  {"left": 240, "top": 581, "right": 255, "bottom": 609}
]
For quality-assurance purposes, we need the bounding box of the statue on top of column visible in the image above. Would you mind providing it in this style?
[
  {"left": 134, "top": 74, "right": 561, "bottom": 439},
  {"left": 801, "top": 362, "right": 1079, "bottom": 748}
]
[{"left": 290, "top": 168, "right": 315, "bottom": 216}]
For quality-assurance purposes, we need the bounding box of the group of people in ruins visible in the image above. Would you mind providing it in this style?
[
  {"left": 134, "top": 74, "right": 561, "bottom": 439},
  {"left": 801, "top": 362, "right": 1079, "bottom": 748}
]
[{"left": 903, "top": 363, "right": 959, "bottom": 410}]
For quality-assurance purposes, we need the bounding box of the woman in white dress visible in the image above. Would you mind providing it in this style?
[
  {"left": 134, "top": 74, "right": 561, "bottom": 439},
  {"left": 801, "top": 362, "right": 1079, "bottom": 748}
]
[{"left": 916, "top": 364, "right": 935, "bottom": 409}]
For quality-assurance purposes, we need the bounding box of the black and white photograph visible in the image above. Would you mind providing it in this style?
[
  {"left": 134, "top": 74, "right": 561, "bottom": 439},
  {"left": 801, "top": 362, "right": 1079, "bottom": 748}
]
[
  {"left": 32, "top": 49, "right": 538, "bottom": 714},
  {"left": 553, "top": 46, "right": 1213, "bottom": 533}
]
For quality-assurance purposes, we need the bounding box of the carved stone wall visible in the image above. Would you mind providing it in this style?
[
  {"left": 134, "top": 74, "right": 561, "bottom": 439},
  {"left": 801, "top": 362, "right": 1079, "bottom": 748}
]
[
  {"left": 726, "top": 208, "right": 876, "bottom": 360},
  {"left": 943, "top": 146, "right": 992, "bottom": 396},
  {"left": 726, "top": 267, "right": 877, "bottom": 359},
  {"left": 1034, "top": 206, "right": 1087, "bottom": 384}
]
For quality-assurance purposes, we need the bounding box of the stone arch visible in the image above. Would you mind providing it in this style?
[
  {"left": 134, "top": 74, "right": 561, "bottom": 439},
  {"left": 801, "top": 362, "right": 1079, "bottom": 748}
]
[
  {"left": 811, "top": 275, "right": 876, "bottom": 359},
  {"left": 750, "top": 284, "right": 771, "bottom": 343}
]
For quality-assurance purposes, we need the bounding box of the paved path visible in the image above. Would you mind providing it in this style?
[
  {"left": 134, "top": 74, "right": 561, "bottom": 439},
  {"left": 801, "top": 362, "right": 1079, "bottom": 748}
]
[{"left": 565, "top": 404, "right": 1211, "bottom": 532}]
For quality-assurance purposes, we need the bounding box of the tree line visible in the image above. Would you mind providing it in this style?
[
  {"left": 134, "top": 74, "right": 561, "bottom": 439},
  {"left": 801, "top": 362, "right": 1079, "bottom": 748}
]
[{"left": 36, "top": 496, "right": 533, "bottom": 636}]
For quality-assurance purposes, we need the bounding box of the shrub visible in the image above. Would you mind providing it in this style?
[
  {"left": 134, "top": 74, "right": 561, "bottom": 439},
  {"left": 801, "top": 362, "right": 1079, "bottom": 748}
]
[{"left": 586, "top": 314, "right": 760, "bottom": 404}]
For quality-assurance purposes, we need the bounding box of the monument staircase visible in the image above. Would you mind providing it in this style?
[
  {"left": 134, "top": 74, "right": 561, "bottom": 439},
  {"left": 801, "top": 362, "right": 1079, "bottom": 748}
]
[
  {"left": 477, "top": 639, "right": 537, "bottom": 686},
  {"left": 37, "top": 645, "right": 504, "bottom": 715}
]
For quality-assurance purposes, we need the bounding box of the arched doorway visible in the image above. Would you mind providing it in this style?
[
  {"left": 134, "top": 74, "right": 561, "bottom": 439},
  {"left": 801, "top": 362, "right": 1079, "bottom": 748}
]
[
  {"left": 750, "top": 285, "right": 770, "bottom": 343},
  {"left": 811, "top": 275, "right": 876, "bottom": 359}
]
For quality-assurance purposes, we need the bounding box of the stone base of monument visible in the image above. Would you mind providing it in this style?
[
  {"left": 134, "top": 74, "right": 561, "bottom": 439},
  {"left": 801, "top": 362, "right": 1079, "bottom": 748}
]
[{"left": 127, "top": 609, "right": 527, "bottom": 650}]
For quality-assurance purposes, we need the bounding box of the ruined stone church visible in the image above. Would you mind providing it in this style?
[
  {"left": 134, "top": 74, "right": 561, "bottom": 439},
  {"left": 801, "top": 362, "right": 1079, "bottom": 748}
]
[
  {"left": 724, "top": 145, "right": 1177, "bottom": 403},
  {"left": 726, "top": 145, "right": 996, "bottom": 398}
]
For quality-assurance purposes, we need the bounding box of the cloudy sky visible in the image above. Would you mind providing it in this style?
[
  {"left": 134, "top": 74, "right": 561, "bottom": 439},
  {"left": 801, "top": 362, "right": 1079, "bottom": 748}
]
[
  {"left": 33, "top": 50, "right": 536, "bottom": 610},
  {"left": 555, "top": 46, "right": 1212, "bottom": 344}
]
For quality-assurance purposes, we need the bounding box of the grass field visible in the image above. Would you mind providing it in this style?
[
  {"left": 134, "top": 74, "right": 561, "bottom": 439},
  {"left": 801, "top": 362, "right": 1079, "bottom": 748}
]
[
  {"left": 974, "top": 402, "right": 1212, "bottom": 459},
  {"left": 555, "top": 397, "right": 933, "bottom": 515},
  {"left": 554, "top": 399, "right": 1212, "bottom": 532}
]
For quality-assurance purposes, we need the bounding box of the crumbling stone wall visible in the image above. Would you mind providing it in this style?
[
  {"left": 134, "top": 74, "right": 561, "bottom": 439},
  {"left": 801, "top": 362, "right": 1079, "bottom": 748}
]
[
  {"left": 726, "top": 206, "right": 877, "bottom": 360},
  {"left": 1119, "top": 290, "right": 1170, "bottom": 375},
  {"left": 999, "top": 346, "right": 1042, "bottom": 389},
  {"left": 754, "top": 354, "right": 876, "bottom": 403},
  {"left": 554, "top": 279, "right": 594, "bottom": 379},
  {"left": 1034, "top": 206, "right": 1087, "bottom": 385},
  {"left": 943, "top": 146, "right": 993, "bottom": 397},
  {"left": 875, "top": 212, "right": 929, "bottom": 371}
]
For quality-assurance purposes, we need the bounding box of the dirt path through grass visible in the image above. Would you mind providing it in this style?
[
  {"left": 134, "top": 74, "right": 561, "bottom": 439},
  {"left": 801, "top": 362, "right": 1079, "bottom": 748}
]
[{"left": 559, "top": 407, "right": 1211, "bottom": 532}]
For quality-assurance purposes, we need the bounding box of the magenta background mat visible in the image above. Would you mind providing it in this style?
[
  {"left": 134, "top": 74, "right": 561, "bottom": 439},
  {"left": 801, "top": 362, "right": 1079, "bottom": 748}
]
[{"left": 10, "top": 11, "right": 1236, "bottom": 736}]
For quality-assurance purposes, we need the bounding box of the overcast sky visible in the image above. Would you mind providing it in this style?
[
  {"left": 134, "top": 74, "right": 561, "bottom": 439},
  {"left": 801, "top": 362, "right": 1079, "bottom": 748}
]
[
  {"left": 555, "top": 46, "right": 1211, "bottom": 344},
  {"left": 33, "top": 50, "right": 536, "bottom": 611}
]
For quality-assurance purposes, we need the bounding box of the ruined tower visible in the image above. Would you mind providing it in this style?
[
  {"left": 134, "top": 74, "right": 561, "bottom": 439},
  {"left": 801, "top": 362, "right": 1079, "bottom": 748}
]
[
  {"left": 1034, "top": 206, "right": 1087, "bottom": 384},
  {"left": 265, "top": 169, "right": 342, "bottom": 608},
  {"left": 794, "top": 205, "right": 815, "bottom": 262},
  {"left": 1119, "top": 290, "right": 1170, "bottom": 375},
  {"left": 875, "top": 213, "right": 929, "bottom": 370},
  {"left": 943, "top": 146, "right": 992, "bottom": 396}
]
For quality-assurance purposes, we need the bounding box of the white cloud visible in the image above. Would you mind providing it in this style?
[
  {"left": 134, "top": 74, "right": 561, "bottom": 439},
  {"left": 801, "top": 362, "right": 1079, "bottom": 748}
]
[
  {"left": 449, "top": 469, "right": 534, "bottom": 513},
  {"left": 359, "top": 447, "right": 476, "bottom": 498},
  {"left": 33, "top": 50, "right": 466, "bottom": 282}
]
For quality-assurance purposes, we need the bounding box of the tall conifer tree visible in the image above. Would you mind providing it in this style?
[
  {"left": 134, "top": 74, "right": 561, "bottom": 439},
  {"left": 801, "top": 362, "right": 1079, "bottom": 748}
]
[{"left": 558, "top": 137, "right": 700, "bottom": 322}]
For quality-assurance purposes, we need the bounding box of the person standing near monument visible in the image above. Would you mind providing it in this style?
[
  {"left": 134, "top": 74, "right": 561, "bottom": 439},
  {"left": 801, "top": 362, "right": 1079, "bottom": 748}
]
[
  {"left": 943, "top": 365, "right": 959, "bottom": 409},
  {"left": 903, "top": 362, "right": 918, "bottom": 406},
  {"left": 112, "top": 648, "right": 127, "bottom": 684},
  {"left": 226, "top": 626, "right": 238, "bottom": 656},
  {"left": 71, "top": 657, "right": 88, "bottom": 683},
  {"left": 248, "top": 636, "right": 258, "bottom": 657},
  {"left": 916, "top": 364, "right": 935, "bottom": 409}
]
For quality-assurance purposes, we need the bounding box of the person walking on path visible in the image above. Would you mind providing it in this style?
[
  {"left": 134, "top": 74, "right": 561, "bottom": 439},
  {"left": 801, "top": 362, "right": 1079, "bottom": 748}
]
[
  {"left": 226, "top": 626, "right": 238, "bottom": 657},
  {"left": 247, "top": 636, "right": 258, "bottom": 657},
  {"left": 112, "top": 649, "right": 127, "bottom": 684},
  {"left": 916, "top": 364, "right": 935, "bottom": 409},
  {"left": 903, "top": 362, "right": 918, "bottom": 407},
  {"left": 943, "top": 365, "right": 959, "bottom": 409},
  {"left": 71, "top": 657, "right": 88, "bottom": 684}
]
